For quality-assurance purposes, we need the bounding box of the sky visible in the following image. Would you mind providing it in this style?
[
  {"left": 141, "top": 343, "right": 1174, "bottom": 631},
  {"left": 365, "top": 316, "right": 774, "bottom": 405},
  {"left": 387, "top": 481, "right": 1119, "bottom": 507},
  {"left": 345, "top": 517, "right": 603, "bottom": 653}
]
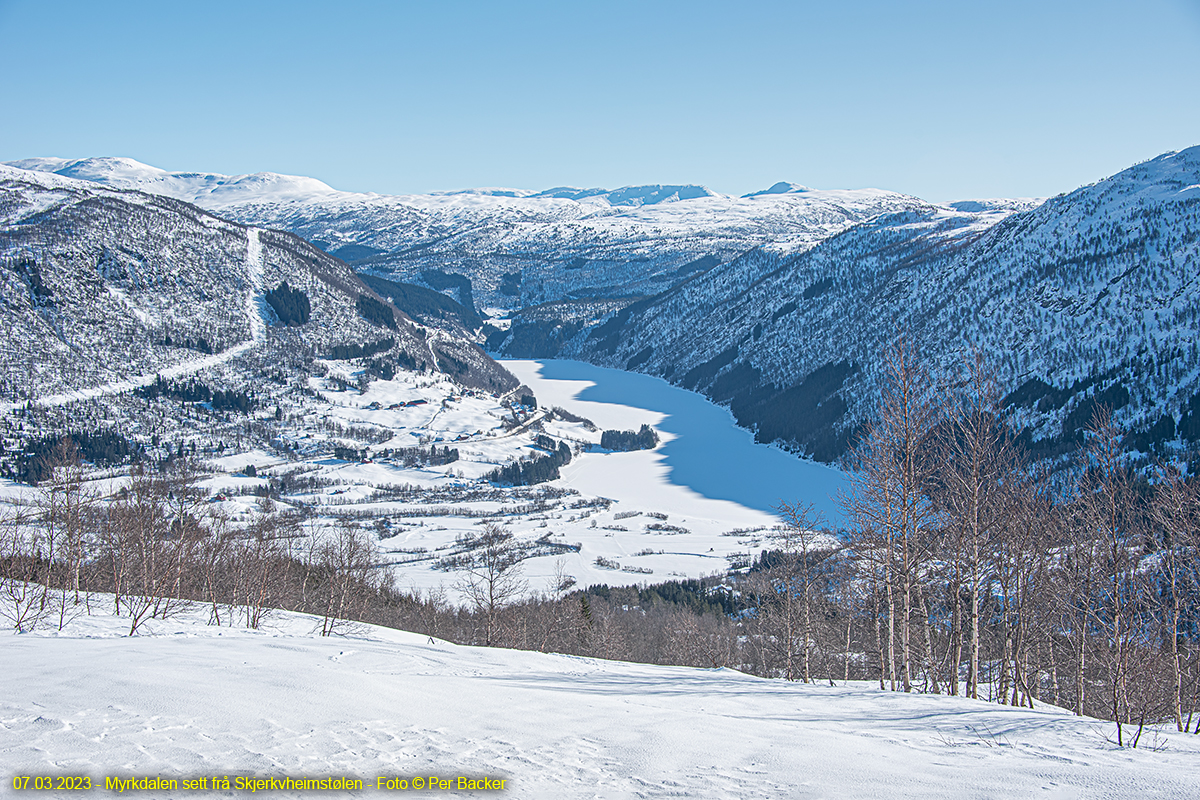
[{"left": 0, "top": 0, "right": 1198, "bottom": 201}]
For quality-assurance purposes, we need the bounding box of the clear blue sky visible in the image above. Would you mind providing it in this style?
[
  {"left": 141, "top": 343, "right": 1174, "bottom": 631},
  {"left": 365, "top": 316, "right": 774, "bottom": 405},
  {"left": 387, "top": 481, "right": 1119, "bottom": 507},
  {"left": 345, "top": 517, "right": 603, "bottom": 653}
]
[{"left": 1, "top": 0, "right": 1198, "bottom": 200}]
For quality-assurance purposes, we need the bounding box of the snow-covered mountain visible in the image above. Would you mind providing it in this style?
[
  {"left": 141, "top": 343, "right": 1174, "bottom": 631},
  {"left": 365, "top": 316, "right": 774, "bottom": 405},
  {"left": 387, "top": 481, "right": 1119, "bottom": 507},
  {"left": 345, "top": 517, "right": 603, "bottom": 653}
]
[
  {"left": 8, "top": 150, "right": 1196, "bottom": 465},
  {"left": 0, "top": 165, "right": 515, "bottom": 404},
  {"left": 6, "top": 157, "right": 964, "bottom": 312},
  {"left": 496, "top": 147, "right": 1200, "bottom": 461},
  {"left": 4, "top": 156, "right": 341, "bottom": 208}
]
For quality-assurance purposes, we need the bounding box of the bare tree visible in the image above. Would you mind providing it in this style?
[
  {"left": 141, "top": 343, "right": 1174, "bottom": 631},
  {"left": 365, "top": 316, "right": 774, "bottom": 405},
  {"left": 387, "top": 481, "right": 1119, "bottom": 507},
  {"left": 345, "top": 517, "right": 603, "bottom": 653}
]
[
  {"left": 841, "top": 338, "right": 940, "bottom": 692},
  {"left": 457, "top": 523, "right": 528, "bottom": 646},
  {"left": 101, "top": 467, "right": 199, "bottom": 635},
  {"left": 38, "top": 439, "right": 98, "bottom": 609},
  {"left": 990, "top": 476, "right": 1052, "bottom": 708},
  {"left": 1150, "top": 465, "right": 1200, "bottom": 731},
  {"left": 1073, "top": 410, "right": 1141, "bottom": 743},
  {"left": 234, "top": 499, "right": 301, "bottom": 629},
  {"left": 523, "top": 558, "right": 578, "bottom": 653},
  {"left": 0, "top": 501, "right": 51, "bottom": 633},
  {"left": 198, "top": 511, "right": 236, "bottom": 626},
  {"left": 752, "top": 502, "right": 833, "bottom": 682},
  {"left": 314, "top": 523, "right": 379, "bottom": 636},
  {"left": 929, "top": 354, "right": 1024, "bottom": 698}
]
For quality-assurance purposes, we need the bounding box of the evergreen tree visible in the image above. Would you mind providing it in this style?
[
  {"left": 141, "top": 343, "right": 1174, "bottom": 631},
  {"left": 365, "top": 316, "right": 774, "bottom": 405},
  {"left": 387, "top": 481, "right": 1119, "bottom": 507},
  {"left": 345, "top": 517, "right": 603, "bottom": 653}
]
[{"left": 264, "top": 281, "right": 311, "bottom": 326}]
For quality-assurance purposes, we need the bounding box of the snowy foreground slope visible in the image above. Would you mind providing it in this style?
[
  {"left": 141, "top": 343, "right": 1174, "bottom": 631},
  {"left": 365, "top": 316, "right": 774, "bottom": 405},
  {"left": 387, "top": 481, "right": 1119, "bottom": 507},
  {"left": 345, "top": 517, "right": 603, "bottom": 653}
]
[{"left": 3, "top": 604, "right": 1197, "bottom": 800}]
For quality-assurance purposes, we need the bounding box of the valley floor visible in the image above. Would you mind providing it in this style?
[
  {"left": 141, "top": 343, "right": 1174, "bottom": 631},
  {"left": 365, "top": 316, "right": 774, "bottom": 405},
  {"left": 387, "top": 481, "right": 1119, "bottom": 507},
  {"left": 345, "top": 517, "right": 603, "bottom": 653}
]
[
  {"left": 1, "top": 357, "right": 850, "bottom": 603},
  {"left": 3, "top": 601, "right": 1197, "bottom": 799}
]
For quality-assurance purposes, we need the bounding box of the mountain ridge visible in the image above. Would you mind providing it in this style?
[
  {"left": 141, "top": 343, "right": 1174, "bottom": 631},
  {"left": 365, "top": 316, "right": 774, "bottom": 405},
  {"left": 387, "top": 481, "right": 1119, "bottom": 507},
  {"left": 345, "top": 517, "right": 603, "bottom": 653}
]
[
  {"left": 499, "top": 146, "right": 1200, "bottom": 462},
  {"left": 0, "top": 164, "right": 515, "bottom": 405},
  {"left": 7, "top": 148, "right": 1196, "bottom": 465}
]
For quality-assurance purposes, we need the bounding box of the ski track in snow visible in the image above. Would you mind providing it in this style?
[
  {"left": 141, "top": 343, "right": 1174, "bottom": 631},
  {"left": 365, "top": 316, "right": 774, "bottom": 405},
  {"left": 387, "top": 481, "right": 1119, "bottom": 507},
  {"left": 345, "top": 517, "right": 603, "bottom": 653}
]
[
  {"left": 2, "top": 603, "right": 1197, "bottom": 800},
  {"left": 4, "top": 228, "right": 270, "bottom": 411},
  {"left": 12, "top": 342, "right": 256, "bottom": 410},
  {"left": 245, "top": 227, "right": 266, "bottom": 343}
]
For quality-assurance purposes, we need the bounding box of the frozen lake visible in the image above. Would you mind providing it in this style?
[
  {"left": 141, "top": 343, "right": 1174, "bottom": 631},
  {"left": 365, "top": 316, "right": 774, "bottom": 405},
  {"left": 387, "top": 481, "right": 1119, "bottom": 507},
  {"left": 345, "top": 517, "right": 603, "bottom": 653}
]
[{"left": 503, "top": 359, "right": 848, "bottom": 526}]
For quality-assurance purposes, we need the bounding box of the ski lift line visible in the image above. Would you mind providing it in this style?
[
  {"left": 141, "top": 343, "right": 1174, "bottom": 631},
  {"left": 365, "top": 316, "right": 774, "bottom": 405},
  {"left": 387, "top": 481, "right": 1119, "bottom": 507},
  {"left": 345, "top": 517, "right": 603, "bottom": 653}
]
[{"left": 245, "top": 227, "right": 267, "bottom": 343}]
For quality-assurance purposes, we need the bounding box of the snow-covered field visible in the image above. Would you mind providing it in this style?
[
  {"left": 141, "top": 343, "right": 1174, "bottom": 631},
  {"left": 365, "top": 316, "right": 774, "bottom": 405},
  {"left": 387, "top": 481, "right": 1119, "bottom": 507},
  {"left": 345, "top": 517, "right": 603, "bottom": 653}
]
[
  {"left": 285, "top": 358, "right": 846, "bottom": 597},
  {"left": 0, "top": 355, "right": 847, "bottom": 602},
  {"left": 132, "top": 356, "right": 845, "bottom": 601},
  {"left": 3, "top": 600, "right": 1196, "bottom": 799}
]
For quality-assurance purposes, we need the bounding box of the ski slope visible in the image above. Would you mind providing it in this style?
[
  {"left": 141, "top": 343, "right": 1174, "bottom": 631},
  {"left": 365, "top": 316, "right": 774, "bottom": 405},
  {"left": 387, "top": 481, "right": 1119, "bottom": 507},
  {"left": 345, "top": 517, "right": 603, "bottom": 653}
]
[{"left": 2, "top": 602, "right": 1196, "bottom": 799}]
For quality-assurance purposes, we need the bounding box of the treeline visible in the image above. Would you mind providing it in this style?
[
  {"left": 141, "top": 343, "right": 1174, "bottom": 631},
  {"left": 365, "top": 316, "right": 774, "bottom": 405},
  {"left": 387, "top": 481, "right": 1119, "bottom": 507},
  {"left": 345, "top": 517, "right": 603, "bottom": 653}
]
[
  {"left": 161, "top": 335, "right": 212, "bottom": 354},
  {"left": 331, "top": 445, "right": 459, "bottom": 467},
  {"left": 12, "top": 430, "right": 141, "bottom": 484},
  {"left": 134, "top": 376, "right": 254, "bottom": 413},
  {"left": 264, "top": 281, "right": 311, "bottom": 326},
  {"left": 726, "top": 360, "right": 855, "bottom": 462},
  {"left": 357, "top": 273, "right": 482, "bottom": 330},
  {"left": 484, "top": 436, "right": 572, "bottom": 486},
  {"left": 549, "top": 406, "right": 597, "bottom": 430},
  {"left": 600, "top": 424, "right": 658, "bottom": 451},
  {"left": 322, "top": 338, "right": 394, "bottom": 361},
  {"left": 356, "top": 294, "right": 396, "bottom": 330},
  {"left": 390, "top": 445, "right": 459, "bottom": 467}
]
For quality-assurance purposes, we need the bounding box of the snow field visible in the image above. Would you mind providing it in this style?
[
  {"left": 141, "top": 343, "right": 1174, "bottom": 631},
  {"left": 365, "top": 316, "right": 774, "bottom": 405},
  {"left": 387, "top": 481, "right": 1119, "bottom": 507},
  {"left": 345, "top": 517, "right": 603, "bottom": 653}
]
[
  {"left": 211, "top": 361, "right": 810, "bottom": 599},
  {"left": 2, "top": 600, "right": 1197, "bottom": 799},
  {"left": 0, "top": 354, "right": 842, "bottom": 602}
]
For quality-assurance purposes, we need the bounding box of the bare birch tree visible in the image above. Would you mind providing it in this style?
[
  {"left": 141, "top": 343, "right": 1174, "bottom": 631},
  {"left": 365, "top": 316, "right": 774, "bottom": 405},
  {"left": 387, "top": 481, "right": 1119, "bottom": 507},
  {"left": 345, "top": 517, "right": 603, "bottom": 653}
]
[
  {"left": 314, "top": 523, "right": 379, "bottom": 637},
  {"left": 841, "top": 337, "right": 939, "bottom": 692},
  {"left": 458, "top": 523, "right": 527, "bottom": 646},
  {"left": 1149, "top": 465, "right": 1200, "bottom": 731},
  {"left": 930, "top": 354, "right": 1024, "bottom": 698}
]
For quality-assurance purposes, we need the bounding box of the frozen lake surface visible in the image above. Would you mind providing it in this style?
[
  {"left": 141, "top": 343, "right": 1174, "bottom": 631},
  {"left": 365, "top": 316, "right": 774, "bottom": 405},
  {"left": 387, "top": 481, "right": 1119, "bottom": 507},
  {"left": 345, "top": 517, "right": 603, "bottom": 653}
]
[{"left": 503, "top": 359, "right": 848, "bottom": 526}]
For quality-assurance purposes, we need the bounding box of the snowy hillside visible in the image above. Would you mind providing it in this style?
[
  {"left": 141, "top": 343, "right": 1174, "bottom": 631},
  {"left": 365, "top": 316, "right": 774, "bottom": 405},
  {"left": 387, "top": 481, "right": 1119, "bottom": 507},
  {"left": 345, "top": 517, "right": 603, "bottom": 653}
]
[
  {"left": 4, "top": 600, "right": 1196, "bottom": 799},
  {"left": 7, "top": 148, "right": 1197, "bottom": 466},
  {"left": 5, "top": 157, "right": 951, "bottom": 311},
  {"left": 496, "top": 147, "right": 1200, "bottom": 461},
  {"left": 0, "top": 165, "right": 513, "bottom": 403}
]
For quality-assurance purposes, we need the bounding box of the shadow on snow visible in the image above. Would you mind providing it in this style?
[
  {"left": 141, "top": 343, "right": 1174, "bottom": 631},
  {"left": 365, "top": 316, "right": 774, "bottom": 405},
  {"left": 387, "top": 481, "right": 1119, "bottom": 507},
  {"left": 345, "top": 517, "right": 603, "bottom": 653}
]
[{"left": 525, "top": 359, "right": 847, "bottom": 524}]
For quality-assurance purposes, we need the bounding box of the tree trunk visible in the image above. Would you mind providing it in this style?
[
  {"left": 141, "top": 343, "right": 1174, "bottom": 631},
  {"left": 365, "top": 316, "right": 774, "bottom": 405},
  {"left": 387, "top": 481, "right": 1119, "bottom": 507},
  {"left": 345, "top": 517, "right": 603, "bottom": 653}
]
[
  {"left": 887, "top": 573, "right": 897, "bottom": 691},
  {"left": 874, "top": 580, "right": 886, "bottom": 690},
  {"left": 1076, "top": 625, "right": 1086, "bottom": 716}
]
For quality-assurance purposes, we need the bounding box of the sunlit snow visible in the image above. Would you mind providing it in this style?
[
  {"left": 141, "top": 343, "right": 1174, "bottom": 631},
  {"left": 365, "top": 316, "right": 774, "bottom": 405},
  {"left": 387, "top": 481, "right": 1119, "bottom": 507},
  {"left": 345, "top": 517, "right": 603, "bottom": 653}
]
[{"left": 3, "top": 601, "right": 1196, "bottom": 799}]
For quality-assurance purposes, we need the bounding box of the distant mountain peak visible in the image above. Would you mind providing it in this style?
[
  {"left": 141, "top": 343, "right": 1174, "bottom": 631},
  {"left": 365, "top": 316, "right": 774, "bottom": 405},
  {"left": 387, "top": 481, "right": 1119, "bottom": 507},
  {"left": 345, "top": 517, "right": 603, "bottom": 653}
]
[
  {"left": 2, "top": 156, "right": 338, "bottom": 208},
  {"left": 743, "top": 181, "right": 813, "bottom": 198},
  {"left": 434, "top": 184, "right": 719, "bottom": 206},
  {"left": 531, "top": 187, "right": 612, "bottom": 201},
  {"left": 530, "top": 185, "right": 717, "bottom": 205},
  {"left": 599, "top": 184, "right": 716, "bottom": 206},
  {"left": 945, "top": 198, "right": 1045, "bottom": 214},
  {"left": 427, "top": 187, "right": 539, "bottom": 198}
]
